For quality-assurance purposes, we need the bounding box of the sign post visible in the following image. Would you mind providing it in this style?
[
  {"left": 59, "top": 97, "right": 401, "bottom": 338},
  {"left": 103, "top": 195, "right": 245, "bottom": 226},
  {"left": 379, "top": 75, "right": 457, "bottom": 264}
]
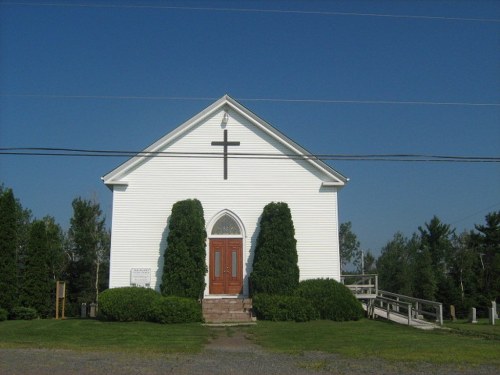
[{"left": 55, "top": 281, "right": 66, "bottom": 319}]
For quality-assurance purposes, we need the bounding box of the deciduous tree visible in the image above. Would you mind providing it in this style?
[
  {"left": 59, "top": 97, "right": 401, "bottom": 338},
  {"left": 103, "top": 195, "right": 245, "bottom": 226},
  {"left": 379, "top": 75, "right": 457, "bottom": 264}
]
[
  {"left": 67, "top": 197, "right": 110, "bottom": 311},
  {"left": 339, "top": 222, "right": 362, "bottom": 272}
]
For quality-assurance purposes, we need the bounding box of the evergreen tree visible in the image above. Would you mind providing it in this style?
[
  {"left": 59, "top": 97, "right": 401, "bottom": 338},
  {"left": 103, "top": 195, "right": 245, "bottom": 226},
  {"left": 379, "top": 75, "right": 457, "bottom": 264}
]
[
  {"left": 20, "top": 220, "right": 53, "bottom": 317},
  {"left": 472, "top": 211, "right": 500, "bottom": 303},
  {"left": 419, "top": 216, "right": 455, "bottom": 305},
  {"left": 43, "top": 216, "right": 67, "bottom": 284},
  {"left": 161, "top": 199, "right": 207, "bottom": 299},
  {"left": 67, "top": 198, "right": 109, "bottom": 312},
  {"left": 376, "top": 232, "right": 415, "bottom": 296},
  {"left": 0, "top": 188, "right": 20, "bottom": 311},
  {"left": 250, "top": 202, "right": 299, "bottom": 295}
]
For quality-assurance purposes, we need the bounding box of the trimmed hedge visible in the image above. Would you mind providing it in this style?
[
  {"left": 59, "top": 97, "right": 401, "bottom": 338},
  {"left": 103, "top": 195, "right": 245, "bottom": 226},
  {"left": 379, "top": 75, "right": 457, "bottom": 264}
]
[
  {"left": 149, "top": 296, "right": 202, "bottom": 324},
  {"left": 0, "top": 307, "right": 8, "bottom": 321},
  {"left": 296, "top": 278, "right": 364, "bottom": 321},
  {"left": 98, "top": 287, "right": 202, "bottom": 324},
  {"left": 10, "top": 306, "right": 38, "bottom": 320},
  {"left": 252, "top": 294, "right": 316, "bottom": 322},
  {"left": 99, "top": 287, "right": 161, "bottom": 322}
]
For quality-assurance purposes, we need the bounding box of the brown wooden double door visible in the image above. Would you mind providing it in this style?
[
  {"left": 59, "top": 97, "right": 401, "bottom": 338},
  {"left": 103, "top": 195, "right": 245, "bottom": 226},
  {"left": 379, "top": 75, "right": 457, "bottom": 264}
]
[{"left": 209, "top": 238, "right": 243, "bottom": 295}]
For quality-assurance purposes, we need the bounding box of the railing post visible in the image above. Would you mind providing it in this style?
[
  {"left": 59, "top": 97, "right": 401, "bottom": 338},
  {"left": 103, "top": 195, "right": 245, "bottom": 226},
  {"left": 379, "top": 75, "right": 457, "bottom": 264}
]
[
  {"left": 438, "top": 304, "right": 443, "bottom": 326},
  {"left": 407, "top": 303, "right": 412, "bottom": 326},
  {"left": 375, "top": 275, "right": 379, "bottom": 295},
  {"left": 396, "top": 296, "right": 400, "bottom": 312}
]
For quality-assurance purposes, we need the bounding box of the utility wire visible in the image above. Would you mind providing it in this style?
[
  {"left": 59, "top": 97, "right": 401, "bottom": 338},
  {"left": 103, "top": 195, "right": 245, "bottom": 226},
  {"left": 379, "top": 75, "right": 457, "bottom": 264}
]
[
  {"left": 1, "top": 147, "right": 499, "bottom": 163},
  {"left": 2, "top": 94, "right": 499, "bottom": 107},
  {"left": 1, "top": 2, "right": 499, "bottom": 23}
]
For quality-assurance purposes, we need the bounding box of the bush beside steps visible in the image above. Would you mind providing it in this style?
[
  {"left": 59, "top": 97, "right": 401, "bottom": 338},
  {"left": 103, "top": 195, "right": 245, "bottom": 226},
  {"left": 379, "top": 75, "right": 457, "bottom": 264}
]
[
  {"left": 98, "top": 287, "right": 202, "bottom": 324},
  {"left": 253, "top": 278, "right": 364, "bottom": 322}
]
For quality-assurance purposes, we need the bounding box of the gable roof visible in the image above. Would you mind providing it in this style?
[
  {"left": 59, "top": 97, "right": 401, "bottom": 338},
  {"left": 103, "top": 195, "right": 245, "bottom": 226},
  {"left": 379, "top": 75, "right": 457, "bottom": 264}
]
[{"left": 102, "top": 94, "right": 348, "bottom": 187}]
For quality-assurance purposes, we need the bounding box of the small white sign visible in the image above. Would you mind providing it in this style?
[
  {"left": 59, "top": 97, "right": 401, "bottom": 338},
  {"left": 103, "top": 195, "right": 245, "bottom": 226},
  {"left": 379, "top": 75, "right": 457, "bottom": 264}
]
[{"left": 130, "top": 268, "right": 151, "bottom": 287}]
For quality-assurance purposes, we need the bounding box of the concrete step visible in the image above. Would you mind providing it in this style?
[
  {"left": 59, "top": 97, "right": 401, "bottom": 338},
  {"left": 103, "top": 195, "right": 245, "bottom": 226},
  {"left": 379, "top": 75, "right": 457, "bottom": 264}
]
[{"left": 202, "top": 298, "right": 255, "bottom": 323}]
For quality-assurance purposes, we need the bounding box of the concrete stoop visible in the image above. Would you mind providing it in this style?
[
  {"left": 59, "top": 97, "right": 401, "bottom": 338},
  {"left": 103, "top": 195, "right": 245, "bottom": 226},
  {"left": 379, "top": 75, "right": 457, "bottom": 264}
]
[{"left": 202, "top": 298, "right": 256, "bottom": 323}]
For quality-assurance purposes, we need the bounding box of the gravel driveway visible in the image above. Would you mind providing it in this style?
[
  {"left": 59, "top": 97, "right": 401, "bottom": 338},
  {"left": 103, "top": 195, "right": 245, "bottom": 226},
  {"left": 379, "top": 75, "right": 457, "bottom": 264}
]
[{"left": 1, "top": 328, "right": 498, "bottom": 374}]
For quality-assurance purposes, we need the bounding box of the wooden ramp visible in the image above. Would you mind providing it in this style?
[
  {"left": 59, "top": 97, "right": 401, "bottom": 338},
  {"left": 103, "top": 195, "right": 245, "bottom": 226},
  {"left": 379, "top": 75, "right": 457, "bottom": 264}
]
[
  {"left": 362, "top": 303, "right": 439, "bottom": 330},
  {"left": 342, "top": 275, "right": 443, "bottom": 330}
]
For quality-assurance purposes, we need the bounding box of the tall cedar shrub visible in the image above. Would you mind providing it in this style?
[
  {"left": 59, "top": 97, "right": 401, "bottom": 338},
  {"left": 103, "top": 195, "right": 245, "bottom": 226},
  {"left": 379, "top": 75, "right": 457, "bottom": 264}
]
[
  {"left": 161, "top": 199, "right": 207, "bottom": 299},
  {"left": 250, "top": 202, "right": 299, "bottom": 295},
  {"left": 297, "top": 278, "right": 364, "bottom": 321}
]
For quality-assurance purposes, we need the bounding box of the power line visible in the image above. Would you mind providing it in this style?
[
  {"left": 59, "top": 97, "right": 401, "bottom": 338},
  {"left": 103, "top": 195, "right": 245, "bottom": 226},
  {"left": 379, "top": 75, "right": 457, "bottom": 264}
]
[
  {"left": 2, "top": 94, "right": 499, "bottom": 107},
  {"left": 1, "top": 147, "right": 499, "bottom": 163},
  {"left": 450, "top": 202, "right": 500, "bottom": 225},
  {"left": 1, "top": 2, "right": 499, "bottom": 23}
]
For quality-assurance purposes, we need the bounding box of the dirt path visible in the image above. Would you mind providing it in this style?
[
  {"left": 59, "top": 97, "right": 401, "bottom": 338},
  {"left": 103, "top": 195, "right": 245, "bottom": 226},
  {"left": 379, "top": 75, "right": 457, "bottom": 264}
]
[{"left": 1, "top": 327, "right": 498, "bottom": 374}]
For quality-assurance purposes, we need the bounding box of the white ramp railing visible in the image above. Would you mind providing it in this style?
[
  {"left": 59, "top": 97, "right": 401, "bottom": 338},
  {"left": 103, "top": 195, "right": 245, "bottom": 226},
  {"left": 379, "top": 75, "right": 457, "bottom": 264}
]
[{"left": 341, "top": 274, "right": 444, "bottom": 328}]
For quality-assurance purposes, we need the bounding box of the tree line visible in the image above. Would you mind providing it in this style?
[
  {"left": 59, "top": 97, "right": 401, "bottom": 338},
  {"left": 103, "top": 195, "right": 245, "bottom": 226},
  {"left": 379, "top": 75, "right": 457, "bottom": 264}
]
[
  {"left": 340, "top": 212, "right": 500, "bottom": 317},
  {"left": 0, "top": 185, "right": 110, "bottom": 317}
]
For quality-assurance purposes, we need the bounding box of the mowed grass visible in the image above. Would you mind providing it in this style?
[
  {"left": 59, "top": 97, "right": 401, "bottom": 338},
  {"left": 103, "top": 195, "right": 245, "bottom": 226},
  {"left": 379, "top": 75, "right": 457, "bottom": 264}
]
[
  {"left": 0, "top": 319, "right": 210, "bottom": 354},
  {"left": 1, "top": 318, "right": 499, "bottom": 366},
  {"left": 248, "top": 319, "right": 500, "bottom": 365}
]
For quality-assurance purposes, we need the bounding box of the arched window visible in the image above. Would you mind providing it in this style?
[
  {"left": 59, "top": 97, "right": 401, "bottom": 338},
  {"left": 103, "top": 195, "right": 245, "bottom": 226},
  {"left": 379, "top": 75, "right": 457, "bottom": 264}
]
[{"left": 211, "top": 214, "right": 241, "bottom": 235}]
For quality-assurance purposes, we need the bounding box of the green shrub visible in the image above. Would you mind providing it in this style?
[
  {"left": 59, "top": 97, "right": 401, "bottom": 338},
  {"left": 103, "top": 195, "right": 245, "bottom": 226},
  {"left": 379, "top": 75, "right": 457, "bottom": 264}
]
[
  {"left": 296, "top": 278, "right": 364, "bottom": 321},
  {"left": 10, "top": 306, "right": 38, "bottom": 320},
  {"left": 250, "top": 202, "right": 299, "bottom": 296},
  {"left": 252, "top": 294, "right": 316, "bottom": 322},
  {"left": 0, "top": 307, "right": 8, "bottom": 321},
  {"left": 99, "top": 287, "right": 161, "bottom": 322},
  {"left": 161, "top": 199, "right": 207, "bottom": 299},
  {"left": 149, "top": 296, "right": 202, "bottom": 324}
]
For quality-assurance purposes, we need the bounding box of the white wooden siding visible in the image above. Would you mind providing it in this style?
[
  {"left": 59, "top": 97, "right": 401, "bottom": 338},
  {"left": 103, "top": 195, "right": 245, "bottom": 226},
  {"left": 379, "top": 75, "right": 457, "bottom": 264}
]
[{"left": 108, "top": 107, "right": 341, "bottom": 296}]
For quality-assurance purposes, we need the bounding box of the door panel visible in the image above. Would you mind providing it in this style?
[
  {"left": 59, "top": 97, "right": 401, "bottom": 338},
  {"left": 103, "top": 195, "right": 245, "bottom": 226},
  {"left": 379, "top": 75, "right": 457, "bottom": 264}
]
[{"left": 209, "top": 238, "right": 242, "bottom": 295}]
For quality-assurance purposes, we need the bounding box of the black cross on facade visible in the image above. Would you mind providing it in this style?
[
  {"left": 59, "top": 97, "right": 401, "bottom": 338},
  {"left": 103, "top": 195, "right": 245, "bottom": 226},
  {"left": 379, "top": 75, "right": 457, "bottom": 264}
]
[{"left": 211, "top": 129, "right": 240, "bottom": 180}]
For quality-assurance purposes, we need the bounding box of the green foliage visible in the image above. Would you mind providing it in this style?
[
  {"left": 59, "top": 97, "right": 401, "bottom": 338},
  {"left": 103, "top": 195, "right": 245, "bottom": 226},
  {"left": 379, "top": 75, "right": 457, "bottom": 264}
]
[
  {"left": 250, "top": 202, "right": 299, "bottom": 296},
  {"left": 376, "top": 232, "right": 415, "bottom": 296},
  {"left": 472, "top": 211, "right": 500, "bottom": 303},
  {"left": 67, "top": 197, "right": 110, "bottom": 313},
  {"left": 296, "top": 279, "right": 364, "bottom": 321},
  {"left": 339, "top": 222, "right": 362, "bottom": 272},
  {"left": 0, "top": 188, "right": 21, "bottom": 312},
  {"left": 252, "top": 294, "right": 316, "bottom": 322},
  {"left": 19, "top": 220, "right": 54, "bottom": 318},
  {"left": 10, "top": 306, "right": 38, "bottom": 320},
  {"left": 0, "top": 308, "right": 8, "bottom": 321},
  {"left": 99, "top": 287, "right": 202, "bottom": 324},
  {"left": 98, "top": 287, "right": 161, "bottom": 322},
  {"left": 149, "top": 296, "right": 202, "bottom": 324},
  {"left": 161, "top": 199, "right": 207, "bottom": 299}
]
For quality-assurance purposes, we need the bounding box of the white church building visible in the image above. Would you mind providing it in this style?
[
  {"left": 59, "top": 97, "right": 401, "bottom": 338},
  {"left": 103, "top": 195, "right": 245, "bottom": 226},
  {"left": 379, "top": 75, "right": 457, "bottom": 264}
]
[{"left": 102, "top": 95, "right": 347, "bottom": 298}]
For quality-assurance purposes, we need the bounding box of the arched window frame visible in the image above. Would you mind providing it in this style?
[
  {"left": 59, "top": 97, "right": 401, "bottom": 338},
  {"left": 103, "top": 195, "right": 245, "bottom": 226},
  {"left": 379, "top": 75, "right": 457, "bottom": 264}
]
[{"left": 207, "top": 210, "right": 245, "bottom": 239}]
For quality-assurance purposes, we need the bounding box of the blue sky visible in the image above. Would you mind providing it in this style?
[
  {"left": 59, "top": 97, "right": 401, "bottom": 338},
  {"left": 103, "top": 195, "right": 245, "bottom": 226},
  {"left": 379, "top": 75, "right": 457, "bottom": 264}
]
[{"left": 1, "top": 0, "right": 499, "bottom": 254}]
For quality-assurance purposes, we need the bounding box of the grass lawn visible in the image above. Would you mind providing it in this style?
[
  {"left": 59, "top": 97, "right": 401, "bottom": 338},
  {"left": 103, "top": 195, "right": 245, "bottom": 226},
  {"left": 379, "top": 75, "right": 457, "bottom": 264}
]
[
  {"left": 247, "top": 319, "right": 500, "bottom": 366},
  {"left": 1, "top": 317, "right": 499, "bottom": 366},
  {"left": 0, "top": 319, "right": 210, "bottom": 354}
]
